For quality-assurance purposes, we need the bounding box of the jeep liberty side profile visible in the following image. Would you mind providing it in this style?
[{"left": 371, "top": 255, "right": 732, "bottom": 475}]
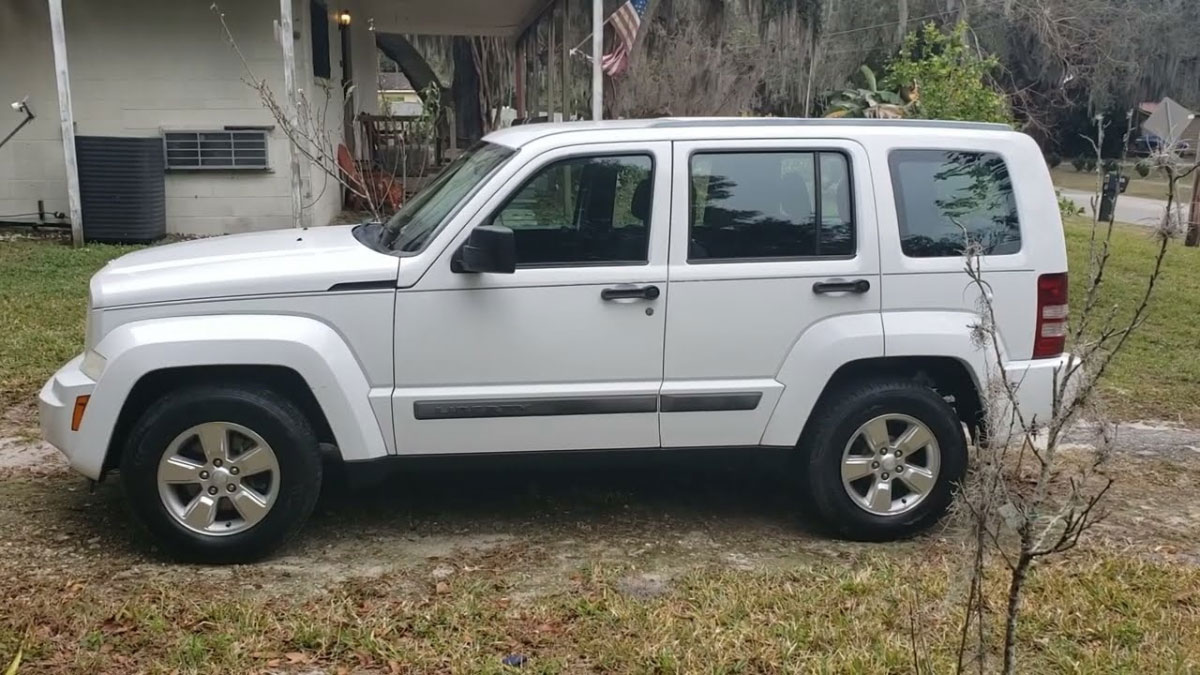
[{"left": 40, "top": 119, "right": 1069, "bottom": 563}]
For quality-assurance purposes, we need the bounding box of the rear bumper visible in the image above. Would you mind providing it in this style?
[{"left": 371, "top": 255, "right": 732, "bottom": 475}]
[
  {"left": 1002, "top": 353, "right": 1074, "bottom": 426},
  {"left": 38, "top": 355, "right": 101, "bottom": 478}
]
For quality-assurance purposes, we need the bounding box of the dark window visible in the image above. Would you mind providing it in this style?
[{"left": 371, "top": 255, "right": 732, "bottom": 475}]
[
  {"left": 389, "top": 142, "right": 514, "bottom": 253},
  {"left": 310, "top": 0, "right": 331, "bottom": 79},
  {"left": 889, "top": 150, "right": 1021, "bottom": 258},
  {"left": 689, "top": 151, "right": 855, "bottom": 261},
  {"left": 163, "top": 130, "right": 269, "bottom": 170},
  {"left": 489, "top": 154, "right": 653, "bottom": 267}
]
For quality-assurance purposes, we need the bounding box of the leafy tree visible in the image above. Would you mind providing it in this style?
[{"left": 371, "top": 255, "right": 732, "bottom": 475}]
[{"left": 885, "top": 22, "right": 1013, "bottom": 125}]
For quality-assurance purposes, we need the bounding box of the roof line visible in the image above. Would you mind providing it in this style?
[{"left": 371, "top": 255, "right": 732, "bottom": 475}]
[{"left": 650, "top": 117, "right": 1015, "bottom": 132}]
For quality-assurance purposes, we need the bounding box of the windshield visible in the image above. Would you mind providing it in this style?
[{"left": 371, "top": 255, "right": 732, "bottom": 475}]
[{"left": 382, "top": 141, "right": 515, "bottom": 253}]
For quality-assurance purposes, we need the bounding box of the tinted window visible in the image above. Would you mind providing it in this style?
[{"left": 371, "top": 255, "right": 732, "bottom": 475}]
[
  {"left": 689, "top": 152, "right": 854, "bottom": 261},
  {"left": 387, "top": 142, "right": 514, "bottom": 253},
  {"left": 491, "top": 155, "right": 653, "bottom": 266},
  {"left": 889, "top": 150, "right": 1020, "bottom": 258}
]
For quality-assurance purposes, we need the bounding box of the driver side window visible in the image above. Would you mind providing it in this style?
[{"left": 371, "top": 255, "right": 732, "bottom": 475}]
[{"left": 490, "top": 154, "right": 653, "bottom": 267}]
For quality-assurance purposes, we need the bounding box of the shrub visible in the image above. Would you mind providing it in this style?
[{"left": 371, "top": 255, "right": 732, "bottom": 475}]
[
  {"left": 884, "top": 22, "right": 1013, "bottom": 125},
  {"left": 1057, "top": 190, "right": 1083, "bottom": 218}
]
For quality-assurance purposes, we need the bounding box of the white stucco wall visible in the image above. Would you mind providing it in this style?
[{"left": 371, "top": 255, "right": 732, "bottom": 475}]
[
  {"left": 0, "top": 0, "right": 66, "bottom": 225},
  {"left": 0, "top": 0, "right": 378, "bottom": 236}
]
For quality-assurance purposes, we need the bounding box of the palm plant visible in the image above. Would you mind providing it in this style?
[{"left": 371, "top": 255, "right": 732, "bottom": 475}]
[{"left": 824, "top": 65, "right": 908, "bottom": 119}]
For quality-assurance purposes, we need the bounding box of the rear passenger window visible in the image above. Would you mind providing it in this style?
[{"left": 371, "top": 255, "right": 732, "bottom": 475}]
[
  {"left": 689, "top": 151, "right": 855, "bottom": 261},
  {"left": 889, "top": 150, "right": 1020, "bottom": 258}
]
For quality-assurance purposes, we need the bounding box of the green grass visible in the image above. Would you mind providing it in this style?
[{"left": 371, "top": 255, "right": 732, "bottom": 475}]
[
  {"left": 1052, "top": 165, "right": 1193, "bottom": 201},
  {"left": 0, "top": 236, "right": 141, "bottom": 409},
  {"left": 1064, "top": 216, "right": 1200, "bottom": 422},
  {"left": 1, "top": 220, "right": 1199, "bottom": 422}
]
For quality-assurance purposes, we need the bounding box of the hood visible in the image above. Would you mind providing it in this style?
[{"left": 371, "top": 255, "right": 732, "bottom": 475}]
[{"left": 91, "top": 225, "right": 399, "bottom": 308}]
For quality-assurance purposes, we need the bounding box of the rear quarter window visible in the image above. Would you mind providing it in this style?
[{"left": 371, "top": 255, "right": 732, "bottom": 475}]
[{"left": 889, "top": 150, "right": 1020, "bottom": 258}]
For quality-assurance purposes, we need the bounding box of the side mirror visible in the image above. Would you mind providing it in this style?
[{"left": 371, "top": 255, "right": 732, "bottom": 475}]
[{"left": 453, "top": 225, "right": 516, "bottom": 274}]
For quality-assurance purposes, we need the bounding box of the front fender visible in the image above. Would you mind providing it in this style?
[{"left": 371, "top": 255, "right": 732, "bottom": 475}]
[{"left": 76, "top": 314, "right": 390, "bottom": 478}]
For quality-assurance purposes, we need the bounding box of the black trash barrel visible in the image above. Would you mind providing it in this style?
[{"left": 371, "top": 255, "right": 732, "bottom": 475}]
[{"left": 75, "top": 136, "right": 166, "bottom": 243}]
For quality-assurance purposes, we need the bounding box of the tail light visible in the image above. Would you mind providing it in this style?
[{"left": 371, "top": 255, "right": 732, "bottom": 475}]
[{"left": 1033, "top": 273, "right": 1068, "bottom": 359}]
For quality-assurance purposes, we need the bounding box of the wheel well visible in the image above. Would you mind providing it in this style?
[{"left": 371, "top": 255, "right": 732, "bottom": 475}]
[
  {"left": 103, "top": 365, "right": 337, "bottom": 474},
  {"left": 809, "top": 356, "right": 984, "bottom": 438}
]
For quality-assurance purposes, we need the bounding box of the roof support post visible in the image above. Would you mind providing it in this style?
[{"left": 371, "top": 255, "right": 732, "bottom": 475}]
[
  {"left": 591, "top": 0, "right": 602, "bottom": 120},
  {"left": 515, "top": 40, "right": 526, "bottom": 119},
  {"left": 560, "top": 0, "right": 569, "bottom": 119},
  {"left": 46, "top": 0, "right": 84, "bottom": 247},
  {"left": 279, "top": 0, "right": 304, "bottom": 228},
  {"left": 547, "top": 5, "right": 557, "bottom": 121}
]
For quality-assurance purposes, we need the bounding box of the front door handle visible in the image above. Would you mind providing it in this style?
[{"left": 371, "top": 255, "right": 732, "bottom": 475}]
[
  {"left": 812, "top": 279, "right": 871, "bottom": 295},
  {"left": 601, "top": 284, "right": 661, "bottom": 301}
]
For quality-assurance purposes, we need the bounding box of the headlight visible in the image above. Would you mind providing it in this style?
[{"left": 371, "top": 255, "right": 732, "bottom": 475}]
[{"left": 80, "top": 349, "right": 107, "bottom": 381}]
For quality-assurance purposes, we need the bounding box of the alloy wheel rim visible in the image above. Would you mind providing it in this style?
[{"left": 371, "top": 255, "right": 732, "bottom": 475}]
[
  {"left": 840, "top": 413, "right": 941, "bottom": 516},
  {"left": 156, "top": 422, "right": 280, "bottom": 536}
]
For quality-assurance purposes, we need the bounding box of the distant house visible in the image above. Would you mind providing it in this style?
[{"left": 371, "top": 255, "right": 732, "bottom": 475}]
[
  {"left": 0, "top": 0, "right": 556, "bottom": 239},
  {"left": 1136, "top": 98, "right": 1200, "bottom": 156},
  {"left": 379, "top": 72, "right": 423, "bottom": 117}
]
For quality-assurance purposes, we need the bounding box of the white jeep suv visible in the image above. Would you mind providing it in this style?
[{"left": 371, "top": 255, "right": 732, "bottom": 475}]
[{"left": 40, "top": 119, "right": 1069, "bottom": 563}]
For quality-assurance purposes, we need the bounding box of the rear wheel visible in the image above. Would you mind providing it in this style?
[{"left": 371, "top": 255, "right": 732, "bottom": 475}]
[
  {"left": 120, "top": 384, "right": 322, "bottom": 563},
  {"left": 802, "top": 378, "right": 966, "bottom": 541}
]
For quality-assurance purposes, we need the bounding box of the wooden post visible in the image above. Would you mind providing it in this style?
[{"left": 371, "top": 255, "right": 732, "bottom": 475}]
[
  {"left": 560, "top": 0, "right": 569, "bottom": 120},
  {"left": 591, "top": 0, "right": 602, "bottom": 120},
  {"left": 1186, "top": 168, "right": 1200, "bottom": 247},
  {"left": 279, "top": 0, "right": 303, "bottom": 228},
  {"left": 548, "top": 8, "right": 557, "bottom": 122},
  {"left": 515, "top": 39, "right": 526, "bottom": 119},
  {"left": 46, "top": 0, "right": 83, "bottom": 247},
  {"left": 529, "top": 24, "right": 539, "bottom": 120},
  {"left": 340, "top": 22, "right": 354, "bottom": 154}
]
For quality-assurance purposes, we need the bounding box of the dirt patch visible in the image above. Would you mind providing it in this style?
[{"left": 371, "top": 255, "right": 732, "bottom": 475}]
[{"left": 0, "top": 436, "right": 62, "bottom": 471}]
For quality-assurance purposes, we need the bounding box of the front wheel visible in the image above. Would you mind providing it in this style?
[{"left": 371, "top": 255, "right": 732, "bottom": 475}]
[
  {"left": 802, "top": 378, "right": 967, "bottom": 541},
  {"left": 120, "top": 384, "right": 323, "bottom": 563}
]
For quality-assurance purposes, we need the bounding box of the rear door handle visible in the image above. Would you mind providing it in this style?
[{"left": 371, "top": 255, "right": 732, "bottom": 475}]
[
  {"left": 601, "top": 284, "right": 660, "bottom": 301},
  {"left": 812, "top": 279, "right": 871, "bottom": 295}
]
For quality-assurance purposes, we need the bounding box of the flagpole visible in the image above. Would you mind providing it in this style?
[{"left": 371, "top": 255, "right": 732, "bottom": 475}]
[
  {"left": 591, "top": 0, "right": 603, "bottom": 120},
  {"left": 570, "top": 15, "right": 613, "bottom": 55}
]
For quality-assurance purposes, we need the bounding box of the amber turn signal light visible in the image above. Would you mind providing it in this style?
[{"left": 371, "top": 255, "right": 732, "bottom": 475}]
[{"left": 71, "top": 395, "right": 90, "bottom": 431}]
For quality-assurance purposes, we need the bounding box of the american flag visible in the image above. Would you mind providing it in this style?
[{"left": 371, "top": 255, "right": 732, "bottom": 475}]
[{"left": 600, "top": 0, "right": 649, "bottom": 76}]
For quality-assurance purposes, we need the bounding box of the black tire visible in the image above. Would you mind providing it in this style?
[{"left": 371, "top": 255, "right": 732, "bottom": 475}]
[
  {"left": 120, "top": 384, "right": 323, "bottom": 563},
  {"left": 801, "top": 378, "right": 967, "bottom": 541}
]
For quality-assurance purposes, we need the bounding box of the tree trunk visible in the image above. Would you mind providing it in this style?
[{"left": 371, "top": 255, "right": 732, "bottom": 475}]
[
  {"left": 451, "top": 36, "right": 484, "bottom": 146},
  {"left": 1002, "top": 554, "right": 1032, "bottom": 675},
  {"left": 896, "top": 0, "right": 908, "bottom": 45},
  {"left": 375, "top": 33, "right": 445, "bottom": 104}
]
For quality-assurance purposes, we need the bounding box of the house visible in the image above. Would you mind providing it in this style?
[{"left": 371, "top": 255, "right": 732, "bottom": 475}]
[
  {"left": 379, "top": 71, "right": 423, "bottom": 117},
  {"left": 0, "top": 0, "right": 579, "bottom": 240},
  {"left": 1136, "top": 98, "right": 1200, "bottom": 155}
]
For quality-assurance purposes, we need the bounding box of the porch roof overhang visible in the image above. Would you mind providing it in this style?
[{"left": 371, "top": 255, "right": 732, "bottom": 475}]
[{"left": 355, "top": 0, "right": 556, "bottom": 36}]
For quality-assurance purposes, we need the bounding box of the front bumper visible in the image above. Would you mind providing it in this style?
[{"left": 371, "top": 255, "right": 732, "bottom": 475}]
[
  {"left": 38, "top": 354, "right": 100, "bottom": 478},
  {"left": 1002, "top": 353, "right": 1074, "bottom": 426}
]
